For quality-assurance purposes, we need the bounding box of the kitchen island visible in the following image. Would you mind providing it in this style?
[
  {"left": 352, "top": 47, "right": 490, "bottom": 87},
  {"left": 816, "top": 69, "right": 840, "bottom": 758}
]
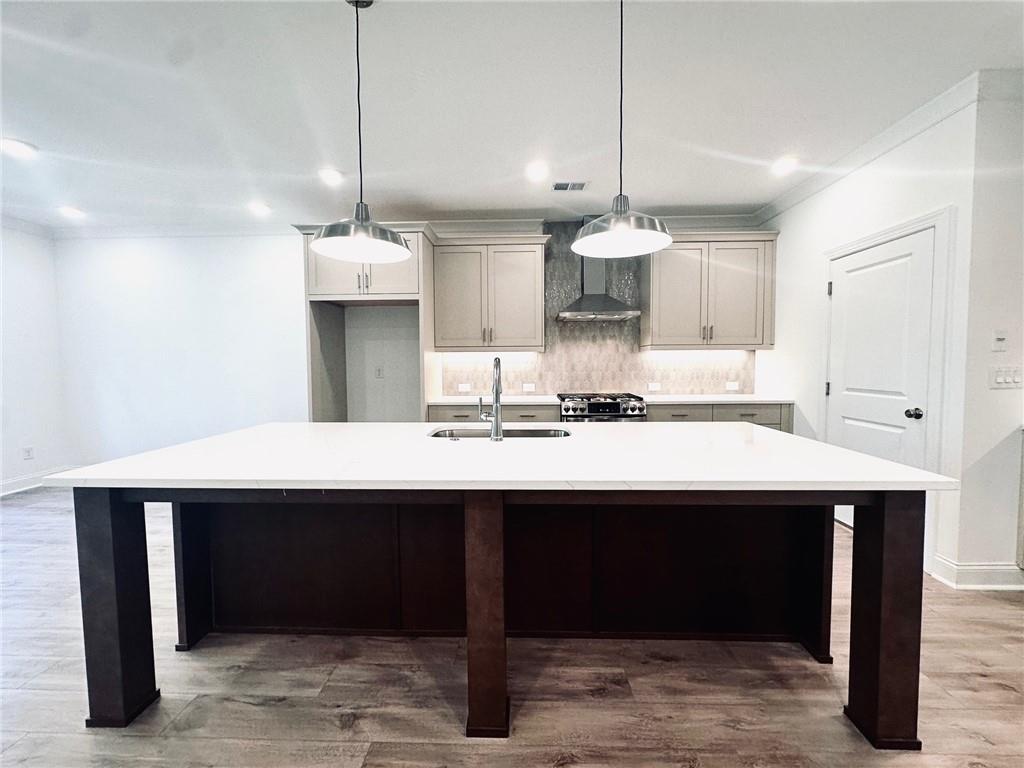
[{"left": 47, "top": 421, "right": 955, "bottom": 749}]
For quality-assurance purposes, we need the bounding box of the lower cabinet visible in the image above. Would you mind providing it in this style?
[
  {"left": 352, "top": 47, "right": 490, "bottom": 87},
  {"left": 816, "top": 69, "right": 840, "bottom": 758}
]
[
  {"left": 645, "top": 403, "right": 793, "bottom": 433},
  {"left": 427, "top": 404, "right": 560, "bottom": 423},
  {"left": 427, "top": 402, "right": 793, "bottom": 431}
]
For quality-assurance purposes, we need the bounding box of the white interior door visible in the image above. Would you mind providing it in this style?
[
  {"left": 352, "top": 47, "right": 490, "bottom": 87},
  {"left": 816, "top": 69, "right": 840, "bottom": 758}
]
[{"left": 826, "top": 228, "right": 935, "bottom": 522}]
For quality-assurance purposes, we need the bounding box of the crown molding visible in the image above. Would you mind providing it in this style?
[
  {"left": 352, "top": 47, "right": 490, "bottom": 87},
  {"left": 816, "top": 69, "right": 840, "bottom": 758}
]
[
  {"left": 1, "top": 215, "right": 56, "bottom": 240},
  {"left": 752, "top": 71, "right": 986, "bottom": 225}
]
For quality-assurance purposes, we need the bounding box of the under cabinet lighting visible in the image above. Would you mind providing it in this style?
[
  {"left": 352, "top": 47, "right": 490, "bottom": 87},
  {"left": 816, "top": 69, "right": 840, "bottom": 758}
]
[
  {"left": 318, "top": 167, "right": 344, "bottom": 187},
  {"left": 247, "top": 200, "right": 272, "bottom": 217},
  {"left": 1, "top": 138, "right": 38, "bottom": 160},
  {"left": 57, "top": 205, "right": 86, "bottom": 220},
  {"left": 771, "top": 155, "right": 799, "bottom": 177}
]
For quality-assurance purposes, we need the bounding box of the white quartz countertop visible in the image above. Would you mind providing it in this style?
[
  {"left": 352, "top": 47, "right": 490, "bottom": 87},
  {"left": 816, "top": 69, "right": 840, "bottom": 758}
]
[
  {"left": 429, "top": 394, "right": 794, "bottom": 405},
  {"left": 46, "top": 421, "right": 956, "bottom": 492}
]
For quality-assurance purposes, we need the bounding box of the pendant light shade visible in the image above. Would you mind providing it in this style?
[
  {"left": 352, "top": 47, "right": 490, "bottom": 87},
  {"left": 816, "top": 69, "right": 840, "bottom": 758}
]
[
  {"left": 571, "top": 194, "right": 671, "bottom": 259},
  {"left": 311, "top": 202, "right": 409, "bottom": 264},
  {"left": 574, "top": 0, "right": 670, "bottom": 259},
  {"left": 311, "top": 0, "right": 410, "bottom": 264}
]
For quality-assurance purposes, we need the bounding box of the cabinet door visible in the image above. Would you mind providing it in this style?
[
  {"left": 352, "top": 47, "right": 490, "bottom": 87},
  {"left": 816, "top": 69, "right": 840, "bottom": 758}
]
[
  {"left": 707, "top": 242, "right": 765, "bottom": 346},
  {"left": 368, "top": 234, "right": 420, "bottom": 295},
  {"left": 434, "top": 246, "right": 487, "bottom": 347},
  {"left": 487, "top": 245, "right": 544, "bottom": 348},
  {"left": 308, "top": 248, "right": 364, "bottom": 296},
  {"left": 651, "top": 244, "right": 707, "bottom": 345}
]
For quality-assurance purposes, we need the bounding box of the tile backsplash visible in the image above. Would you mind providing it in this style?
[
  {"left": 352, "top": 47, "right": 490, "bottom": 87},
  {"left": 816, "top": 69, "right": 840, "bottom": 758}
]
[{"left": 440, "top": 221, "right": 755, "bottom": 396}]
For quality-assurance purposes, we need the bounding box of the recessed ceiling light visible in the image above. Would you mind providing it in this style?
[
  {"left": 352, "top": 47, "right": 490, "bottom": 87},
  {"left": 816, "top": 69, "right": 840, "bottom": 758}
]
[
  {"left": 525, "top": 160, "right": 550, "bottom": 183},
  {"left": 247, "top": 200, "right": 272, "bottom": 217},
  {"left": 771, "top": 155, "right": 799, "bottom": 177},
  {"left": 1, "top": 138, "right": 39, "bottom": 161},
  {"left": 58, "top": 205, "right": 86, "bottom": 220},
  {"left": 318, "top": 167, "right": 344, "bottom": 188}
]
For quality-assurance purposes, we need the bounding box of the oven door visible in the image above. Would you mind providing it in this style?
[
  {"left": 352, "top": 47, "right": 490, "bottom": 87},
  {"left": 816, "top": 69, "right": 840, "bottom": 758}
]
[{"left": 560, "top": 415, "right": 647, "bottom": 423}]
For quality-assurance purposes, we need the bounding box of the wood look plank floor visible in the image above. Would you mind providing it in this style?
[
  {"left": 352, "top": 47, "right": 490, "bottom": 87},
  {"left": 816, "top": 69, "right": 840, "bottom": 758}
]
[{"left": 1, "top": 487, "right": 1022, "bottom": 767}]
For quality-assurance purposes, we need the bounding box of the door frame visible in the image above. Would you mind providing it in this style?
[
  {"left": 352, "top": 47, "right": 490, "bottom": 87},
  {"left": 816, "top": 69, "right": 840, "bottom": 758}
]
[{"left": 821, "top": 207, "right": 955, "bottom": 480}]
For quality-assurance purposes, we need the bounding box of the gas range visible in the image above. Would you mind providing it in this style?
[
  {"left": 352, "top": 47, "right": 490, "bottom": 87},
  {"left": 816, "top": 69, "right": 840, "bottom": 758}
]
[{"left": 557, "top": 392, "right": 646, "bottom": 421}]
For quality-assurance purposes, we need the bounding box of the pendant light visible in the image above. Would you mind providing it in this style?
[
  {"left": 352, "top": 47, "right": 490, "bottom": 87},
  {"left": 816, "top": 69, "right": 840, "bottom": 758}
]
[
  {"left": 311, "top": 0, "right": 410, "bottom": 264},
  {"left": 572, "top": 0, "right": 671, "bottom": 259}
]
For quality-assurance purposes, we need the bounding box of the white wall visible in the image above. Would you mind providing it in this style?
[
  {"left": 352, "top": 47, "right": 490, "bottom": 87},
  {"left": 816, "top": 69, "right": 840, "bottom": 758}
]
[
  {"left": 344, "top": 305, "right": 421, "bottom": 422},
  {"left": 958, "top": 89, "right": 1023, "bottom": 570},
  {"left": 1, "top": 221, "right": 77, "bottom": 491},
  {"left": 53, "top": 234, "right": 308, "bottom": 463},
  {"left": 760, "top": 70, "right": 1024, "bottom": 587}
]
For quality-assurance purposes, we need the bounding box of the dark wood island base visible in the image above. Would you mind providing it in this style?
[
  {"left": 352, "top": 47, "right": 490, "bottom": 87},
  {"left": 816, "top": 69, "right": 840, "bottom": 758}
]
[{"left": 72, "top": 485, "right": 925, "bottom": 750}]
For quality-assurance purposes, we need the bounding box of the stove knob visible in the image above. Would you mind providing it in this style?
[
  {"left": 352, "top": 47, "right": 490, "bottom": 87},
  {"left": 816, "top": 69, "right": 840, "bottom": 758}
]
[{"left": 562, "top": 404, "right": 570, "bottom": 412}]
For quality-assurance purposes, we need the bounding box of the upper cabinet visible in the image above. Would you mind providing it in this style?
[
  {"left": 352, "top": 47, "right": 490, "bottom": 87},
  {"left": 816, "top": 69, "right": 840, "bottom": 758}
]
[
  {"left": 640, "top": 234, "right": 776, "bottom": 350},
  {"left": 307, "top": 232, "right": 421, "bottom": 298},
  {"left": 433, "top": 240, "right": 546, "bottom": 351}
]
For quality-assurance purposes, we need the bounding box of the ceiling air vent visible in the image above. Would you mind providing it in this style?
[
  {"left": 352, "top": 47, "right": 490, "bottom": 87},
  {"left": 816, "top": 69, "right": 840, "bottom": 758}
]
[{"left": 552, "top": 181, "right": 588, "bottom": 191}]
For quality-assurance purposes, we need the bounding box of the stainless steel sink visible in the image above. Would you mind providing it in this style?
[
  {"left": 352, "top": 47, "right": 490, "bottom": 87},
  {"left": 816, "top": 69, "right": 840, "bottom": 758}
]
[{"left": 430, "top": 427, "right": 570, "bottom": 440}]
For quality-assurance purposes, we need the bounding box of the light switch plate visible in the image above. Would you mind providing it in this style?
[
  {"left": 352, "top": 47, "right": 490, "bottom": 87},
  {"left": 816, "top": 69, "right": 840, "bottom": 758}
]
[
  {"left": 992, "top": 329, "right": 1008, "bottom": 352},
  {"left": 989, "top": 365, "right": 1022, "bottom": 389}
]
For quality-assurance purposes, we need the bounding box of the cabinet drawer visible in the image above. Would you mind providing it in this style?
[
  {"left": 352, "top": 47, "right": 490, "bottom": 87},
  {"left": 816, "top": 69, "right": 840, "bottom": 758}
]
[
  {"left": 645, "top": 405, "right": 713, "bottom": 422},
  {"left": 501, "top": 405, "right": 560, "bottom": 422},
  {"left": 712, "top": 404, "right": 782, "bottom": 425},
  {"left": 427, "top": 405, "right": 477, "bottom": 422}
]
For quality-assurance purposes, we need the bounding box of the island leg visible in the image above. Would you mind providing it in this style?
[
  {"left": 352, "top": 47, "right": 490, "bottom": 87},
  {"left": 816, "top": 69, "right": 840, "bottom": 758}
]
[
  {"left": 464, "top": 490, "right": 509, "bottom": 737},
  {"left": 844, "top": 490, "right": 925, "bottom": 750},
  {"left": 797, "top": 506, "right": 834, "bottom": 664},
  {"left": 172, "top": 503, "right": 213, "bottom": 651},
  {"left": 74, "top": 488, "right": 160, "bottom": 727}
]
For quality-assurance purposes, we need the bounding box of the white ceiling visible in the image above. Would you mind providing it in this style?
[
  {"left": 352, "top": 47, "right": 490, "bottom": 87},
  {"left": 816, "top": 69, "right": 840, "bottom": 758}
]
[{"left": 2, "top": 1, "right": 1021, "bottom": 233}]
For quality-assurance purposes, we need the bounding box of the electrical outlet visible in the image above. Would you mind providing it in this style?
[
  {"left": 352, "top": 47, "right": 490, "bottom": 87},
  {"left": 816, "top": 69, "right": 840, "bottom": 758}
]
[
  {"left": 725, "top": 381, "right": 740, "bottom": 392},
  {"left": 989, "top": 366, "right": 1023, "bottom": 389},
  {"left": 21, "top": 447, "right": 34, "bottom": 461},
  {"left": 457, "top": 382, "right": 472, "bottom": 393},
  {"left": 522, "top": 382, "right": 536, "bottom": 392},
  {"left": 374, "top": 367, "right": 384, "bottom": 379},
  {"left": 647, "top": 382, "right": 662, "bottom": 392}
]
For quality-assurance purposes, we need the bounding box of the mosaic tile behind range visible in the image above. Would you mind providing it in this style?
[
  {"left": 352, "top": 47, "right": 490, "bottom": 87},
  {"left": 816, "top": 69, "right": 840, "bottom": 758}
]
[{"left": 440, "top": 221, "right": 755, "bottom": 396}]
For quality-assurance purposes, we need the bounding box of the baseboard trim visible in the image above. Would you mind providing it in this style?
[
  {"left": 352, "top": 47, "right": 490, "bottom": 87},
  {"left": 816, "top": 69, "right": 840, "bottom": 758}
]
[
  {"left": 930, "top": 554, "right": 1024, "bottom": 590},
  {"left": 1, "top": 465, "right": 76, "bottom": 497}
]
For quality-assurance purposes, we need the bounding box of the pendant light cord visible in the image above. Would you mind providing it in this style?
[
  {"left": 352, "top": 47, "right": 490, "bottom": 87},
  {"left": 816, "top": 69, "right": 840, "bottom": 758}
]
[
  {"left": 618, "top": 0, "right": 624, "bottom": 197},
  {"left": 355, "top": 3, "right": 364, "bottom": 204}
]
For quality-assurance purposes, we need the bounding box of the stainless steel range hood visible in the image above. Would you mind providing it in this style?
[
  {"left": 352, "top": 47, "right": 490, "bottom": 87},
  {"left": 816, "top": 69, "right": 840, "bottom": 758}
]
[{"left": 557, "top": 256, "right": 640, "bottom": 322}]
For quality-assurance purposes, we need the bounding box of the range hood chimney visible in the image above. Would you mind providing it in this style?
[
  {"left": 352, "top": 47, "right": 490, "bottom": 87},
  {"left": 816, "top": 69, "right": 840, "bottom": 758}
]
[{"left": 556, "top": 256, "right": 640, "bottom": 322}]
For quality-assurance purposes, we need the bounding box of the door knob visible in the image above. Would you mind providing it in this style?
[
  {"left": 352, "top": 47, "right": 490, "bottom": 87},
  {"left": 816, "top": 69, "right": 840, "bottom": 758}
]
[{"left": 904, "top": 407, "right": 924, "bottom": 420}]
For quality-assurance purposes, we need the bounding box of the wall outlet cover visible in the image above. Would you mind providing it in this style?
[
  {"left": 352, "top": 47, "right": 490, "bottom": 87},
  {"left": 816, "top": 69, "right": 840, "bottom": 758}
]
[
  {"left": 522, "top": 382, "right": 536, "bottom": 392},
  {"left": 21, "top": 447, "right": 34, "bottom": 461},
  {"left": 725, "top": 381, "right": 740, "bottom": 391},
  {"left": 457, "top": 382, "right": 472, "bottom": 392},
  {"left": 647, "top": 382, "right": 662, "bottom": 391}
]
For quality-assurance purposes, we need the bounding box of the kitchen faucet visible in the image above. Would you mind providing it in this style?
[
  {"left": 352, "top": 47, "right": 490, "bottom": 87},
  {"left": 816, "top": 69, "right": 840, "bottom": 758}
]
[{"left": 478, "top": 357, "right": 503, "bottom": 441}]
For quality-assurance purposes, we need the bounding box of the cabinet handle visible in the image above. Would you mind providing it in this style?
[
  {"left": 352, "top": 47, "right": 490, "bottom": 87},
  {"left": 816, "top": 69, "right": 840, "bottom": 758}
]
[
  {"left": 365, "top": 271, "right": 371, "bottom": 290},
  {"left": 489, "top": 327, "right": 494, "bottom": 343},
  {"left": 357, "top": 272, "right": 362, "bottom": 292},
  {"left": 452, "top": 414, "right": 470, "bottom": 419},
  {"left": 739, "top": 413, "right": 757, "bottom": 418},
  {"left": 709, "top": 325, "right": 714, "bottom": 341},
  {"left": 701, "top": 325, "right": 707, "bottom": 340},
  {"left": 519, "top": 413, "right": 537, "bottom": 418},
  {"left": 482, "top": 327, "right": 487, "bottom": 343},
  {"left": 671, "top": 414, "right": 689, "bottom": 418}
]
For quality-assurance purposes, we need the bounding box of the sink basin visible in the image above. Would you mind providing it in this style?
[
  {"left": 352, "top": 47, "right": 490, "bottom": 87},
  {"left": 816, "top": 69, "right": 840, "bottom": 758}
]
[{"left": 429, "top": 427, "right": 571, "bottom": 439}]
